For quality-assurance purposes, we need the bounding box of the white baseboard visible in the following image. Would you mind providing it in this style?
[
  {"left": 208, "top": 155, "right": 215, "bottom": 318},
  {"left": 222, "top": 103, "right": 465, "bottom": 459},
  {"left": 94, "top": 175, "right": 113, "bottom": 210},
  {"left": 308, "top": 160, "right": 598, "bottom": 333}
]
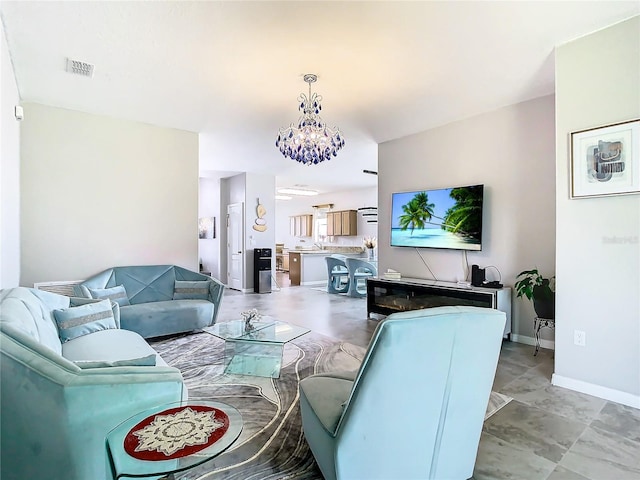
[
  {"left": 511, "top": 334, "right": 555, "bottom": 351},
  {"left": 552, "top": 374, "right": 640, "bottom": 409}
]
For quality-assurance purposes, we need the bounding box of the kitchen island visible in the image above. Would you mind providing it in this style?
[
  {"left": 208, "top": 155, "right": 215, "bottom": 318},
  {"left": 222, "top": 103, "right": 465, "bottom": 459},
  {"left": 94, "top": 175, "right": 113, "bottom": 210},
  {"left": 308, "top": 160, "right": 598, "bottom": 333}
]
[{"left": 286, "top": 248, "right": 365, "bottom": 286}]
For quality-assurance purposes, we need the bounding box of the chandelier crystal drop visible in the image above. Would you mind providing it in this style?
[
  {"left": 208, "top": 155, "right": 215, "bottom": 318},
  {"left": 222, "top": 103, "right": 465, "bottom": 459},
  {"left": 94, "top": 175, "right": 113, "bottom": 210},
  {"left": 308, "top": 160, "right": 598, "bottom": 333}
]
[{"left": 276, "top": 74, "right": 345, "bottom": 165}]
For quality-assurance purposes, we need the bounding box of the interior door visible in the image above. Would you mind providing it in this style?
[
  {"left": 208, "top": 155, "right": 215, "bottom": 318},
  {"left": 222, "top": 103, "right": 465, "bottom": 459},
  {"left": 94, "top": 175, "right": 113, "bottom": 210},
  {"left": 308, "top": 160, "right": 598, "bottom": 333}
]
[{"left": 227, "top": 203, "right": 244, "bottom": 291}]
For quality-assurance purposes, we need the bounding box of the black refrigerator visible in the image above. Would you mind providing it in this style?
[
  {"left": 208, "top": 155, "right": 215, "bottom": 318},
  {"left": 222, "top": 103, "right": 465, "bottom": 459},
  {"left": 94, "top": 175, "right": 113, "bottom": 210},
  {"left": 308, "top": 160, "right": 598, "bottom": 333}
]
[{"left": 253, "top": 248, "right": 272, "bottom": 294}]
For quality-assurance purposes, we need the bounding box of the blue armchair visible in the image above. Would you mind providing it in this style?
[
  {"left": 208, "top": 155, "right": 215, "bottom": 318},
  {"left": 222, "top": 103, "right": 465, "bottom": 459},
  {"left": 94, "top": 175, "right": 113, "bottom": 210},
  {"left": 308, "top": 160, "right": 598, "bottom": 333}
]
[{"left": 299, "top": 306, "right": 506, "bottom": 480}]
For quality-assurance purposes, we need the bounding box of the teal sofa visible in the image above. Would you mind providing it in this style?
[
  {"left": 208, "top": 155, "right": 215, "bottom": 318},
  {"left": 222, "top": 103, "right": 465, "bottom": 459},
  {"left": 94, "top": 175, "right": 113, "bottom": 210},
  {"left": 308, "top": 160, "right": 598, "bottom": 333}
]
[
  {"left": 299, "top": 306, "right": 506, "bottom": 480},
  {"left": 0, "top": 287, "right": 186, "bottom": 480},
  {"left": 75, "top": 265, "right": 225, "bottom": 338}
]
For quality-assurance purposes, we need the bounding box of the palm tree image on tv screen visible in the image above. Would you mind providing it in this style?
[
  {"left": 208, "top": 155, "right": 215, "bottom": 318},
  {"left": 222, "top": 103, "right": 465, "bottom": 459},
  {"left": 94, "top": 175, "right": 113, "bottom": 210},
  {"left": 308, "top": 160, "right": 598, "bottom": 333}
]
[{"left": 391, "top": 185, "right": 483, "bottom": 250}]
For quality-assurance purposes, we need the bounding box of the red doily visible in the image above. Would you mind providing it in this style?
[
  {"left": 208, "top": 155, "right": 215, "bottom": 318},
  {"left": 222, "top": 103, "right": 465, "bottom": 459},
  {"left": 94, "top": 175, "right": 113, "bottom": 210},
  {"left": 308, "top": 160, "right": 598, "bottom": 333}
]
[{"left": 124, "top": 405, "right": 230, "bottom": 461}]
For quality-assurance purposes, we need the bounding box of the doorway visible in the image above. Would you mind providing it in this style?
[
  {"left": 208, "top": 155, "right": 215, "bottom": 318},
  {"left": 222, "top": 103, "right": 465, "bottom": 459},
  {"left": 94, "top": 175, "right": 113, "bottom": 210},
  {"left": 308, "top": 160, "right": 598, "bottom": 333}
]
[{"left": 227, "top": 202, "right": 244, "bottom": 291}]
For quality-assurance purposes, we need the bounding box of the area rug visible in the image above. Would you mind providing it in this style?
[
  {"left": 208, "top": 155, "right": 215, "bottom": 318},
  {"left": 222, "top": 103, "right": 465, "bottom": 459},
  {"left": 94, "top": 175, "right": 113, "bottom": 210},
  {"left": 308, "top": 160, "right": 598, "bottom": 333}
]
[{"left": 150, "top": 330, "right": 511, "bottom": 480}]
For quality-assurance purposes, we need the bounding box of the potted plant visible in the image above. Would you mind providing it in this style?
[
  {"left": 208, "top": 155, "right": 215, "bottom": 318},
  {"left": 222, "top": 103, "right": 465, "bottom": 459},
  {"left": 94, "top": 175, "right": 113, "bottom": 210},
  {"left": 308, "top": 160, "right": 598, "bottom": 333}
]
[{"left": 514, "top": 268, "right": 555, "bottom": 319}]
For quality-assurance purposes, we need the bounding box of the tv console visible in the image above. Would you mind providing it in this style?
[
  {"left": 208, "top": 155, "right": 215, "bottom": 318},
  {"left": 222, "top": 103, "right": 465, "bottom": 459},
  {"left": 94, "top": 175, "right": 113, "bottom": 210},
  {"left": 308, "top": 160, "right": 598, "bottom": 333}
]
[{"left": 366, "top": 277, "right": 512, "bottom": 338}]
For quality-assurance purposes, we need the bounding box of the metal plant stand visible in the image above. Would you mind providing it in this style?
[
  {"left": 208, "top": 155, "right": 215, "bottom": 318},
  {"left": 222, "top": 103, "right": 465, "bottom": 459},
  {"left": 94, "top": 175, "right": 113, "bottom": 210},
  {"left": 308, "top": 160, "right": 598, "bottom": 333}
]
[{"left": 533, "top": 317, "right": 555, "bottom": 356}]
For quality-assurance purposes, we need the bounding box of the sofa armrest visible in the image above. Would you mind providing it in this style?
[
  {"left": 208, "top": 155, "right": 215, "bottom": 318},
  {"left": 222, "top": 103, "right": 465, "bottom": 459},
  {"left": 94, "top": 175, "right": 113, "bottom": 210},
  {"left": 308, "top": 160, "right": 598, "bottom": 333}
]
[
  {"left": 207, "top": 277, "right": 225, "bottom": 323},
  {"left": 70, "top": 296, "right": 120, "bottom": 328},
  {"left": 1, "top": 330, "right": 186, "bottom": 480}
]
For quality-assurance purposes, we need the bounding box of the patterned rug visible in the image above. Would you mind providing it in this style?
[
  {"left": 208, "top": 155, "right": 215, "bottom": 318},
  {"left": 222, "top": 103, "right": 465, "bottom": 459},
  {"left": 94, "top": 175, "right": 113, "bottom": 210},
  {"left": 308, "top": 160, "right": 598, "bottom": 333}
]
[{"left": 150, "top": 330, "right": 511, "bottom": 479}]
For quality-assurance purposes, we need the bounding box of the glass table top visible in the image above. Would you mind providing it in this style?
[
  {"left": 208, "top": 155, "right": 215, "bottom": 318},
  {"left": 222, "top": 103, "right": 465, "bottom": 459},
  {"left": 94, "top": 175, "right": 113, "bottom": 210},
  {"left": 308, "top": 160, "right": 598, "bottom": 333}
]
[
  {"left": 106, "top": 400, "right": 242, "bottom": 479},
  {"left": 204, "top": 317, "right": 310, "bottom": 345}
]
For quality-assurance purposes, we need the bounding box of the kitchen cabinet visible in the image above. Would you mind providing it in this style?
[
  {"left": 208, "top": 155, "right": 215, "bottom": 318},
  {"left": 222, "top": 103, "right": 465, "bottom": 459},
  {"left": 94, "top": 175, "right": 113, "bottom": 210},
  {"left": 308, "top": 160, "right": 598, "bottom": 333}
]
[
  {"left": 290, "top": 214, "right": 313, "bottom": 237},
  {"left": 341, "top": 210, "right": 357, "bottom": 235},
  {"left": 332, "top": 212, "right": 341, "bottom": 235},
  {"left": 327, "top": 210, "right": 358, "bottom": 236}
]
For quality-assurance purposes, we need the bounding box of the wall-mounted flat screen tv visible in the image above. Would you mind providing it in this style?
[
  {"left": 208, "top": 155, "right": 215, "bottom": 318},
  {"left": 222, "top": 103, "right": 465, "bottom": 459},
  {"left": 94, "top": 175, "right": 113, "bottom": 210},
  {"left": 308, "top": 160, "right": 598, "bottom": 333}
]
[{"left": 390, "top": 184, "right": 484, "bottom": 251}]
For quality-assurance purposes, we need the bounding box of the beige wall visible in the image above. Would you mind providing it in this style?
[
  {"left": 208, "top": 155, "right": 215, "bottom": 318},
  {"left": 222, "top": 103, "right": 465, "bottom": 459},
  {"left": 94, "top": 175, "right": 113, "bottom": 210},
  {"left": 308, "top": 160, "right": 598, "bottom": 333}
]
[
  {"left": 378, "top": 95, "right": 556, "bottom": 342},
  {"left": 554, "top": 16, "right": 640, "bottom": 407},
  {"left": 1, "top": 20, "right": 21, "bottom": 288},
  {"left": 20, "top": 103, "right": 199, "bottom": 286}
]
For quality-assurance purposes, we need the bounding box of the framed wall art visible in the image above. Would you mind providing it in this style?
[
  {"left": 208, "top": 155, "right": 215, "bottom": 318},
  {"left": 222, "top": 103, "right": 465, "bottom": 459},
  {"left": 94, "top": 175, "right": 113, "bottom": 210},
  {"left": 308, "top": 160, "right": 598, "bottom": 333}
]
[
  {"left": 198, "top": 217, "right": 215, "bottom": 239},
  {"left": 570, "top": 119, "right": 640, "bottom": 199}
]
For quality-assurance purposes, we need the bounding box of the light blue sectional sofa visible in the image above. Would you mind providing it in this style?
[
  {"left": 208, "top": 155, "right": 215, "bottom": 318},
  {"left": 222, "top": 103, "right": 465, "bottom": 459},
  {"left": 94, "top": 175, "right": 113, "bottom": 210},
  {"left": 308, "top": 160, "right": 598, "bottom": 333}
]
[
  {"left": 75, "top": 264, "right": 225, "bottom": 338},
  {"left": 0, "top": 287, "right": 186, "bottom": 480}
]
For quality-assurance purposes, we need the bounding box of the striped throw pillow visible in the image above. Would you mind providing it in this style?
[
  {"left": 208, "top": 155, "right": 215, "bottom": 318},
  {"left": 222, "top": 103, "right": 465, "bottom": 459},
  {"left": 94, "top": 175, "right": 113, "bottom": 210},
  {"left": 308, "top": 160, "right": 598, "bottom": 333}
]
[
  {"left": 88, "top": 285, "right": 130, "bottom": 306},
  {"left": 173, "top": 280, "right": 209, "bottom": 300},
  {"left": 53, "top": 300, "right": 117, "bottom": 342}
]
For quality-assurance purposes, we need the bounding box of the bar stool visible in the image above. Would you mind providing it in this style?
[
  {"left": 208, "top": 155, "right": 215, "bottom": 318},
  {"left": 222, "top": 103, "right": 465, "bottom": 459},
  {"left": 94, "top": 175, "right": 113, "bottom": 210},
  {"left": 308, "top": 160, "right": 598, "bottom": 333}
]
[
  {"left": 345, "top": 258, "right": 377, "bottom": 298},
  {"left": 325, "top": 257, "right": 349, "bottom": 294}
]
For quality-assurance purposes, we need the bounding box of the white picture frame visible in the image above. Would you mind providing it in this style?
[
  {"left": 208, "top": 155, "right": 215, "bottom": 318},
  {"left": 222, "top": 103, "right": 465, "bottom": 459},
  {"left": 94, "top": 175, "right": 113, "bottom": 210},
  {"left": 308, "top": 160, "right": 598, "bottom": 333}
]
[{"left": 570, "top": 119, "right": 640, "bottom": 199}]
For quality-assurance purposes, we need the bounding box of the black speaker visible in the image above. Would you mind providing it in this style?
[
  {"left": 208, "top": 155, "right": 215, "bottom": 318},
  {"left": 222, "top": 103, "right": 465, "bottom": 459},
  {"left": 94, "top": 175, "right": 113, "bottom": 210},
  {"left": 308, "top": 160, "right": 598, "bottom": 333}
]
[{"left": 471, "top": 264, "right": 485, "bottom": 287}]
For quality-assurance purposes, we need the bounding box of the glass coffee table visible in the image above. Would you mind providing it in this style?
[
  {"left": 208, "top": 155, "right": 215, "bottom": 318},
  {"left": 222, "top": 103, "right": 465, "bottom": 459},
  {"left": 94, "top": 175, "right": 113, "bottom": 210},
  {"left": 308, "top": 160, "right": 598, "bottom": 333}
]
[
  {"left": 106, "top": 400, "right": 242, "bottom": 480},
  {"left": 203, "top": 317, "right": 310, "bottom": 378}
]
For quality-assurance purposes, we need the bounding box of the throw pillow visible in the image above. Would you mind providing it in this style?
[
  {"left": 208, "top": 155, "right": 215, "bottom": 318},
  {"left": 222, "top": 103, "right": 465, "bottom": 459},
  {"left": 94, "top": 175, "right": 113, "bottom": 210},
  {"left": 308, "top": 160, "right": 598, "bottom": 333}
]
[
  {"left": 88, "top": 284, "right": 130, "bottom": 306},
  {"left": 53, "top": 300, "right": 117, "bottom": 342},
  {"left": 173, "top": 280, "right": 209, "bottom": 300},
  {"left": 74, "top": 354, "right": 157, "bottom": 369}
]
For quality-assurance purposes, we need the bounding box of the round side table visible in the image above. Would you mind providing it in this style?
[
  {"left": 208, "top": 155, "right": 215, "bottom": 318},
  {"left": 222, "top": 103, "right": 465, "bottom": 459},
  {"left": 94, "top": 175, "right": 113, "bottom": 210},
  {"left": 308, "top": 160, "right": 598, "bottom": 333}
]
[{"left": 107, "top": 400, "right": 242, "bottom": 480}]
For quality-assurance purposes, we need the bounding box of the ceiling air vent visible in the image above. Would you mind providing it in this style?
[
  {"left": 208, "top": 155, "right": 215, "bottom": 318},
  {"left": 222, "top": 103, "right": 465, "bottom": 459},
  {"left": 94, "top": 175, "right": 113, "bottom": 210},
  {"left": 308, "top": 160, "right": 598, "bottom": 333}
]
[{"left": 66, "top": 58, "right": 94, "bottom": 77}]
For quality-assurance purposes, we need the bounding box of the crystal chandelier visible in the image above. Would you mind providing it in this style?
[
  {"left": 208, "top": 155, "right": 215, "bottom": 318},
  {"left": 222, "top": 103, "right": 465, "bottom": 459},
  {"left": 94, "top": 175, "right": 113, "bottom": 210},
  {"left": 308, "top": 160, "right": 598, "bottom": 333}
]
[{"left": 276, "top": 74, "right": 345, "bottom": 165}]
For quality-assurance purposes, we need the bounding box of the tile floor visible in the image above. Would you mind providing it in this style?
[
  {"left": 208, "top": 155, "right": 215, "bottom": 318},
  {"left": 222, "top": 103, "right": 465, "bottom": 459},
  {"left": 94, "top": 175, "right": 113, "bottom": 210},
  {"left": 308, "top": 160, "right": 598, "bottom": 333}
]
[{"left": 218, "top": 284, "right": 640, "bottom": 480}]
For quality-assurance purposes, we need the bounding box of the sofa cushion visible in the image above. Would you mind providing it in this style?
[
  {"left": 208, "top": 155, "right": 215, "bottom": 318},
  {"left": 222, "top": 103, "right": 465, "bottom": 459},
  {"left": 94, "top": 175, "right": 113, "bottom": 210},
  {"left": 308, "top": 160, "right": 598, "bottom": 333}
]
[
  {"left": 73, "top": 353, "right": 157, "bottom": 369},
  {"left": 53, "top": 300, "right": 117, "bottom": 342},
  {"left": 299, "top": 375, "right": 354, "bottom": 434},
  {"left": 173, "top": 280, "right": 210, "bottom": 300},
  {"left": 62, "top": 328, "right": 168, "bottom": 366},
  {"left": 88, "top": 285, "right": 130, "bottom": 306},
  {"left": 119, "top": 300, "right": 215, "bottom": 339}
]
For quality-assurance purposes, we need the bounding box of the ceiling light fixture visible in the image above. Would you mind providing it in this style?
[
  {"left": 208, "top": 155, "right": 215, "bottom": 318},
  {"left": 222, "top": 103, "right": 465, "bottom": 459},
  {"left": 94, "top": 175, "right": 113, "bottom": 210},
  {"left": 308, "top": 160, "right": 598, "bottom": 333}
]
[
  {"left": 276, "top": 74, "right": 345, "bottom": 166},
  {"left": 277, "top": 188, "right": 319, "bottom": 196}
]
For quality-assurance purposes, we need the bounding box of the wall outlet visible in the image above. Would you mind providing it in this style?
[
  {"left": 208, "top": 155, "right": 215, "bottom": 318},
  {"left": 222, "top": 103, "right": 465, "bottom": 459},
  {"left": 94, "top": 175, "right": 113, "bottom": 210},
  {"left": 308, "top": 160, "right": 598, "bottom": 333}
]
[{"left": 574, "top": 330, "right": 586, "bottom": 347}]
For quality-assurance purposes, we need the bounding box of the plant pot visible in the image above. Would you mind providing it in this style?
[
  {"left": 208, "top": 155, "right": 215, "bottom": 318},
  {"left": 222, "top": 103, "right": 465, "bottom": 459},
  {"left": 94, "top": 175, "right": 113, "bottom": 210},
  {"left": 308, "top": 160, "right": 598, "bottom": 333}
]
[{"left": 533, "top": 290, "right": 555, "bottom": 320}]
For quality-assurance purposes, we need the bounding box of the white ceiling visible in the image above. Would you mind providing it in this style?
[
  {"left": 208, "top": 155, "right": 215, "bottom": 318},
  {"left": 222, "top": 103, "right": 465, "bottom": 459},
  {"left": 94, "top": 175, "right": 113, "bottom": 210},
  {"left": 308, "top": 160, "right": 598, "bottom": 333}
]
[{"left": 2, "top": 1, "right": 638, "bottom": 194}]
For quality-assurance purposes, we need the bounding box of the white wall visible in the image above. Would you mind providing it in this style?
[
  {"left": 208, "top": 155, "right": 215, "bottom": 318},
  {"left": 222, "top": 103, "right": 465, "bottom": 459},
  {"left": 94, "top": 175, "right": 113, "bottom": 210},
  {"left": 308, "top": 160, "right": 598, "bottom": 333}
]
[
  {"left": 198, "top": 177, "right": 221, "bottom": 280},
  {"left": 378, "top": 95, "right": 556, "bottom": 341},
  {"left": 554, "top": 16, "right": 640, "bottom": 407},
  {"left": 20, "top": 103, "right": 199, "bottom": 287},
  {"left": 0, "top": 20, "right": 21, "bottom": 288},
  {"left": 275, "top": 186, "right": 378, "bottom": 249},
  {"left": 244, "top": 173, "right": 276, "bottom": 290},
  {"left": 220, "top": 172, "right": 276, "bottom": 291}
]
